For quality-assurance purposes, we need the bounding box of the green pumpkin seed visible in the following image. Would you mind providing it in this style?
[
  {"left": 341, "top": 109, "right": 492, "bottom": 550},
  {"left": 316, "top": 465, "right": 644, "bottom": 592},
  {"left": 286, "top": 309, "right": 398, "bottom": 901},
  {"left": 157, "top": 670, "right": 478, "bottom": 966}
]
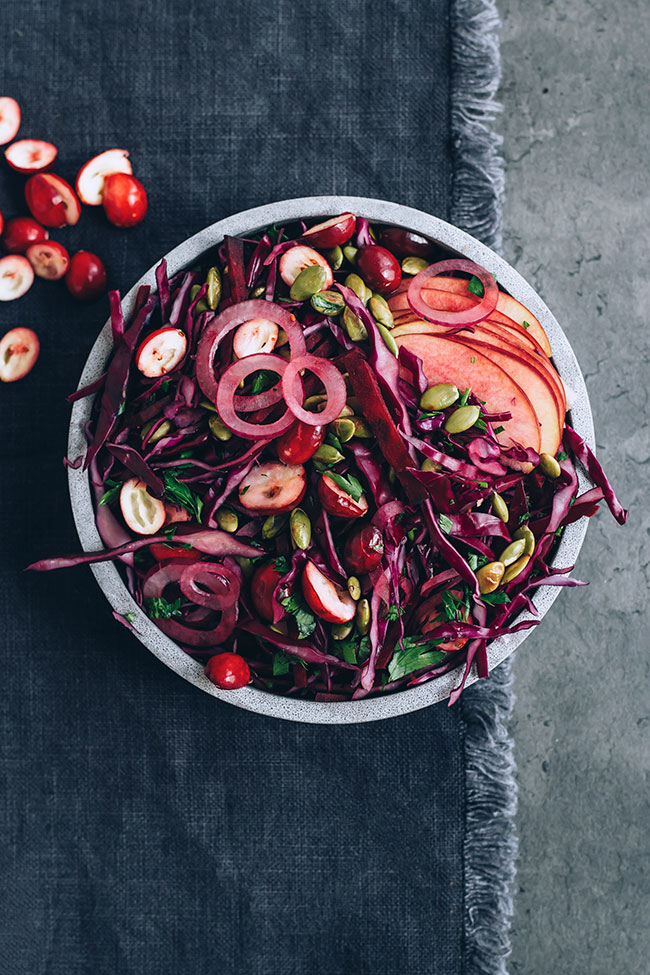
[
  {"left": 313, "top": 444, "right": 345, "bottom": 465},
  {"left": 444, "top": 404, "right": 481, "bottom": 434},
  {"left": 401, "top": 256, "right": 430, "bottom": 275},
  {"left": 388, "top": 465, "right": 397, "bottom": 484},
  {"left": 330, "top": 418, "right": 356, "bottom": 443},
  {"left": 199, "top": 398, "right": 217, "bottom": 413},
  {"left": 343, "top": 306, "right": 368, "bottom": 342},
  {"left": 290, "top": 264, "right": 329, "bottom": 301},
  {"left": 324, "top": 245, "right": 344, "bottom": 270},
  {"left": 303, "top": 393, "right": 327, "bottom": 411},
  {"left": 195, "top": 298, "right": 210, "bottom": 314},
  {"left": 491, "top": 492, "right": 509, "bottom": 523},
  {"left": 539, "top": 452, "right": 562, "bottom": 478},
  {"left": 251, "top": 284, "right": 266, "bottom": 298},
  {"left": 338, "top": 403, "right": 355, "bottom": 418},
  {"left": 342, "top": 245, "right": 358, "bottom": 264},
  {"left": 356, "top": 598, "right": 371, "bottom": 635},
  {"left": 347, "top": 576, "right": 361, "bottom": 601},
  {"left": 262, "top": 514, "right": 288, "bottom": 539},
  {"left": 513, "top": 525, "right": 535, "bottom": 557},
  {"left": 206, "top": 266, "right": 222, "bottom": 310},
  {"left": 215, "top": 507, "right": 239, "bottom": 533},
  {"left": 209, "top": 415, "right": 232, "bottom": 441},
  {"left": 189, "top": 284, "right": 201, "bottom": 303},
  {"left": 311, "top": 289, "right": 345, "bottom": 316},
  {"left": 290, "top": 508, "right": 312, "bottom": 550},
  {"left": 476, "top": 561, "right": 505, "bottom": 594},
  {"left": 376, "top": 321, "right": 398, "bottom": 357},
  {"left": 141, "top": 418, "right": 172, "bottom": 445},
  {"left": 502, "top": 554, "right": 530, "bottom": 584},
  {"left": 420, "top": 383, "right": 459, "bottom": 412},
  {"left": 344, "top": 273, "right": 372, "bottom": 305},
  {"left": 234, "top": 556, "right": 254, "bottom": 579},
  {"left": 499, "top": 538, "right": 526, "bottom": 566},
  {"left": 351, "top": 416, "right": 372, "bottom": 439},
  {"left": 421, "top": 457, "right": 442, "bottom": 472},
  {"left": 368, "top": 295, "right": 394, "bottom": 329},
  {"left": 331, "top": 622, "right": 354, "bottom": 640}
]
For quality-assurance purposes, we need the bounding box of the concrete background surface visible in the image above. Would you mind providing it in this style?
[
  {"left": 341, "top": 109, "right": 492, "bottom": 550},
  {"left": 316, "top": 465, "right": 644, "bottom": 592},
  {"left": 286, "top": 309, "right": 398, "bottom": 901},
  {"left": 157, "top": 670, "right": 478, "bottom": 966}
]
[{"left": 498, "top": 0, "right": 649, "bottom": 972}]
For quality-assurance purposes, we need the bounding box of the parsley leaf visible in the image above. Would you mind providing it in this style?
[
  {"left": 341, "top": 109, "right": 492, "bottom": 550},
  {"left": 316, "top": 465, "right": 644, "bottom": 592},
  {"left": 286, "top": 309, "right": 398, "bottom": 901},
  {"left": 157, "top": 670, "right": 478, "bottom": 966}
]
[
  {"left": 474, "top": 418, "right": 488, "bottom": 431},
  {"left": 162, "top": 471, "right": 203, "bottom": 522},
  {"left": 467, "top": 275, "right": 485, "bottom": 298},
  {"left": 325, "top": 432, "right": 343, "bottom": 452},
  {"left": 281, "top": 594, "right": 317, "bottom": 639},
  {"left": 145, "top": 596, "right": 183, "bottom": 619},
  {"left": 122, "top": 611, "right": 138, "bottom": 623},
  {"left": 274, "top": 555, "right": 291, "bottom": 574},
  {"left": 470, "top": 355, "right": 476, "bottom": 364},
  {"left": 439, "top": 513, "right": 453, "bottom": 534},
  {"left": 249, "top": 370, "right": 279, "bottom": 396},
  {"left": 323, "top": 471, "right": 364, "bottom": 503},
  {"left": 467, "top": 553, "right": 490, "bottom": 571},
  {"left": 98, "top": 480, "right": 122, "bottom": 506},
  {"left": 481, "top": 591, "right": 511, "bottom": 606},
  {"left": 522, "top": 320, "right": 531, "bottom": 330},
  {"left": 493, "top": 425, "right": 505, "bottom": 435},
  {"left": 272, "top": 651, "right": 293, "bottom": 676},
  {"left": 556, "top": 450, "right": 569, "bottom": 461},
  {"left": 385, "top": 605, "right": 405, "bottom": 622},
  {"left": 441, "top": 590, "right": 465, "bottom": 621},
  {"left": 387, "top": 637, "right": 446, "bottom": 682}
]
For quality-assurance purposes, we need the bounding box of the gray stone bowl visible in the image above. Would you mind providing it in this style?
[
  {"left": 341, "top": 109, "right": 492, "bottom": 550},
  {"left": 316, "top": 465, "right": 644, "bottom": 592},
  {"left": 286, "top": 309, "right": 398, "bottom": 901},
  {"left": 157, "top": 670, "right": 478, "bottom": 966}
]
[{"left": 67, "top": 196, "right": 594, "bottom": 723}]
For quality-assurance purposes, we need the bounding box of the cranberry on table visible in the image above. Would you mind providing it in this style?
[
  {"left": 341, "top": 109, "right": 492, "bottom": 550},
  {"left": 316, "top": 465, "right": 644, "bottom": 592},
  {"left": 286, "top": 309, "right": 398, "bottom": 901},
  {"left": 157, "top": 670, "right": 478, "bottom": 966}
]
[
  {"left": 343, "top": 522, "right": 384, "bottom": 574},
  {"left": 102, "top": 172, "right": 148, "bottom": 227},
  {"left": 204, "top": 652, "right": 250, "bottom": 690},
  {"left": 0, "top": 255, "right": 34, "bottom": 301},
  {"left": 25, "top": 173, "right": 81, "bottom": 227},
  {"left": 276, "top": 419, "right": 325, "bottom": 464},
  {"left": 26, "top": 240, "right": 69, "bottom": 280},
  {"left": 2, "top": 216, "right": 49, "bottom": 254},
  {"left": 65, "top": 251, "right": 107, "bottom": 300},
  {"left": 355, "top": 244, "right": 402, "bottom": 295},
  {"left": 0, "top": 327, "right": 39, "bottom": 382},
  {"left": 251, "top": 561, "right": 285, "bottom": 622}
]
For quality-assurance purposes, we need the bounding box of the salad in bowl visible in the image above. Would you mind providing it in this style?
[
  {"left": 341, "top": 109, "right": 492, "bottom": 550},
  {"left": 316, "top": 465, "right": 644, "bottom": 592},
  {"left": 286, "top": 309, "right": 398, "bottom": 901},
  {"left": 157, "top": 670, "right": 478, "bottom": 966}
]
[{"left": 29, "top": 198, "right": 626, "bottom": 720}]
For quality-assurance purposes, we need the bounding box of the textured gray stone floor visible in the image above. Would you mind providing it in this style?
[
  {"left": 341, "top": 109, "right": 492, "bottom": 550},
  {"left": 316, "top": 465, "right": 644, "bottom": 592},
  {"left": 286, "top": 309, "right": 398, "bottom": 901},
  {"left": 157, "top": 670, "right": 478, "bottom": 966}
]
[{"left": 498, "top": 0, "right": 650, "bottom": 972}]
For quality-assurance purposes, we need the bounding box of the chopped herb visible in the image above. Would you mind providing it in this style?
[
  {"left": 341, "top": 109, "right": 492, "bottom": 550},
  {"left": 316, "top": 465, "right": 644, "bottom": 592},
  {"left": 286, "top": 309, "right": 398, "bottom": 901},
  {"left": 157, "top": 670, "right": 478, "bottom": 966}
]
[
  {"left": 162, "top": 470, "right": 203, "bottom": 522},
  {"left": 474, "top": 418, "right": 488, "bottom": 431},
  {"left": 387, "top": 637, "right": 446, "bottom": 681},
  {"left": 470, "top": 356, "right": 476, "bottom": 364},
  {"left": 116, "top": 400, "right": 126, "bottom": 417},
  {"left": 467, "top": 275, "right": 484, "bottom": 298},
  {"left": 178, "top": 450, "right": 194, "bottom": 459},
  {"left": 522, "top": 321, "right": 531, "bottom": 330},
  {"left": 280, "top": 594, "right": 317, "bottom": 639},
  {"left": 468, "top": 553, "right": 490, "bottom": 571},
  {"left": 123, "top": 611, "right": 138, "bottom": 623},
  {"left": 272, "top": 651, "right": 292, "bottom": 676},
  {"left": 338, "top": 636, "right": 358, "bottom": 664},
  {"left": 493, "top": 425, "right": 505, "bottom": 434},
  {"left": 164, "top": 525, "right": 178, "bottom": 541},
  {"left": 145, "top": 596, "right": 183, "bottom": 619},
  {"left": 481, "top": 591, "right": 511, "bottom": 606},
  {"left": 248, "top": 370, "right": 279, "bottom": 396},
  {"left": 323, "top": 471, "right": 364, "bottom": 503},
  {"left": 385, "top": 605, "right": 405, "bottom": 622},
  {"left": 518, "top": 512, "right": 530, "bottom": 526},
  {"left": 325, "top": 432, "right": 343, "bottom": 452},
  {"left": 441, "top": 590, "right": 466, "bottom": 621},
  {"left": 406, "top": 528, "right": 417, "bottom": 543},
  {"left": 555, "top": 525, "right": 564, "bottom": 539},
  {"left": 439, "top": 513, "right": 453, "bottom": 534},
  {"left": 98, "top": 480, "right": 122, "bottom": 506},
  {"left": 240, "top": 485, "right": 250, "bottom": 495},
  {"left": 557, "top": 450, "right": 569, "bottom": 461},
  {"left": 418, "top": 410, "right": 442, "bottom": 420},
  {"left": 459, "top": 387, "right": 471, "bottom": 407},
  {"left": 274, "top": 555, "right": 291, "bottom": 574},
  {"left": 477, "top": 481, "right": 488, "bottom": 489}
]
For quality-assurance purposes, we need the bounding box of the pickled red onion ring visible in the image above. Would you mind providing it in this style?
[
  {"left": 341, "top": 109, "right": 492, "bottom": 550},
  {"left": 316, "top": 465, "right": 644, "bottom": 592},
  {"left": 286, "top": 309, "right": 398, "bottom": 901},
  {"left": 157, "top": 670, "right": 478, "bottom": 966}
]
[
  {"left": 142, "top": 561, "right": 238, "bottom": 645},
  {"left": 407, "top": 259, "right": 498, "bottom": 326},
  {"left": 280, "top": 353, "right": 347, "bottom": 427},
  {"left": 195, "top": 298, "right": 306, "bottom": 402},
  {"left": 180, "top": 562, "right": 240, "bottom": 611},
  {"left": 216, "top": 353, "right": 296, "bottom": 439}
]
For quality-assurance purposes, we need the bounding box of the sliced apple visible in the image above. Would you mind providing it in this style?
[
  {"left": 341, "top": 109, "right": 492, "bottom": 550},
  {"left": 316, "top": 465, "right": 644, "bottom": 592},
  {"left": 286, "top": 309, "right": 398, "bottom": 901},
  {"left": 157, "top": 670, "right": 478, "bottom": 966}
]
[
  {"left": 393, "top": 331, "right": 542, "bottom": 453},
  {"left": 391, "top": 305, "right": 542, "bottom": 357},
  {"left": 76, "top": 149, "right": 132, "bottom": 206}
]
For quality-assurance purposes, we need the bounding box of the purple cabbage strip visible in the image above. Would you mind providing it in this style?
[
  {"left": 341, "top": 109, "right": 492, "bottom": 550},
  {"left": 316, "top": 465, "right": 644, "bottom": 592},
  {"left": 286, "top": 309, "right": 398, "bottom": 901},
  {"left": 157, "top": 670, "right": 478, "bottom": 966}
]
[
  {"left": 239, "top": 620, "right": 358, "bottom": 670},
  {"left": 169, "top": 271, "right": 199, "bottom": 328},
  {"left": 355, "top": 217, "right": 372, "bottom": 247},
  {"left": 204, "top": 452, "right": 263, "bottom": 526},
  {"left": 272, "top": 549, "right": 309, "bottom": 624},
  {"left": 446, "top": 512, "right": 511, "bottom": 539},
  {"left": 156, "top": 259, "right": 171, "bottom": 322},
  {"left": 108, "top": 290, "right": 125, "bottom": 345},
  {"left": 346, "top": 441, "right": 393, "bottom": 507},
  {"left": 466, "top": 438, "right": 507, "bottom": 476},
  {"left": 224, "top": 236, "right": 247, "bottom": 304},
  {"left": 563, "top": 425, "right": 627, "bottom": 524},
  {"left": 246, "top": 234, "right": 272, "bottom": 288},
  {"left": 67, "top": 372, "right": 107, "bottom": 404},
  {"left": 106, "top": 443, "right": 164, "bottom": 496},
  {"left": 312, "top": 507, "right": 346, "bottom": 578},
  {"left": 398, "top": 346, "right": 428, "bottom": 395}
]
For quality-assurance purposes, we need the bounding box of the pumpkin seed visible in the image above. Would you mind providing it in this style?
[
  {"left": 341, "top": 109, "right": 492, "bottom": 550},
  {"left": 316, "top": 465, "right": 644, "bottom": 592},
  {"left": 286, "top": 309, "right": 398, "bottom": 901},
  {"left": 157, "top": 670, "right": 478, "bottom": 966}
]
[
  {"left": 290, "top": 508, "right": 312, "bottom": 550},
  {"left": 234, "top": 556, "right": 254, "bottom": 579},
  {"left": 343, "top": 306, "right": 368, "bottom": 342},
  {"left": 141, "top": 418, "right": 172, "bottom": 445},
  {"left": 351, "top": 416, "right": 372, "bottom": 438},
  {"left": 199, "top": 398, "right": 217, "bottom": 413},
  {"left": 311, "top": 289, "right": 345, "bottom": 316},
  {"left": 313, "top": 444, "right": 345, "bottom": 465},
  {"left": 251, "top": 284, "right": 266, "bottom": 298},
  {"left": 368, "top": 295, "right": 394, "bottom": 329},
  {"left": 338, "top": 403, "right": 355, "bottom": 418},
  {"left": 331, "top": 621, "right": 354, "bottom": 640},
  {"left": 513, "top": 525, "right": 535, "bottom": 557},
  {"left": 444, "top": 404, "right": 481, "bottom": 434},
  {"left": 377, "top": 321, "right": 398, "bottom": 357},
  {"left": 189, "top": 284, "right": 201, "bottom": 303},
  {"left": 502, "top": 554, "right": 530, "bottom": 584},
  {"left": 401, "top": 256, "right": 429, "bottom": 275},
  {"left": 347, "top": 576, "right": 361, "bottom": 601},
  {"left": 343, "top": 245, "right": 358, "bottom": 264},
  {"left": 195, "top": 298, "right": 210, "bottom": 314},
  {"left": 290, "top": 264, "right": 329, "bottom": 301},
  {"left": 539, "top": 452, "right": 562, "bottom": 479},
  {"left": 324, "top": 245, "right": 344, "bottom": 270},
  {"left": 303, "top": 393, "right": 327, "bottom": 411},
  {"left": 499, "top": 538, "right": 526, "bottom": 566},
  {"left": 275, "top": 327, "right": 289, "bottom": 348},
  {"left": 388, "top": 466, "right": 397, "bottom": 484},
  {"left": 491, "top": 492, "right": 509, "bottom": 523},
  {"left": 262, "top": 514, "right": 288, "bottom": 539},
  {"left": 421, "top": 457, "right": 442, "bottom": 472},
  {"left": 215, "top": 507, "right": 239, "bottom": 533},
  {"left": 330, "top": 418, "right": 356, "bottom": 443},
  {"left": 209, "top": 415, "right": 232, "bottom": 441},
  {"left": 356, "top": 598, "right": 371, "bottom": 636},
  {"left": 476, "top": 561, "right": 505, "bottom": 594},
  {"left": 344, "top": 273, "right": 372, "bottom": 305},
  {"left": 420, "top": 383, "right": 459, "bottom": 412},
  {"left": 206, "top": 266, "right": 222, "bottom": 310}
]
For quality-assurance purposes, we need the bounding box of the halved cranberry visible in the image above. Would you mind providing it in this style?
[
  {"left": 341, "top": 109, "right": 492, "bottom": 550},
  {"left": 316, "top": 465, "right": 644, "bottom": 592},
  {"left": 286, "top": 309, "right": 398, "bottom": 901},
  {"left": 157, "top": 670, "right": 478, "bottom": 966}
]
[
  {"left": 233, "top": 317, "right": 278, "bottom": 358},
  {"left": 4, "top": 138, "right": 58, "bottom": 174},
  {"left": 26, "top": 240, "right": 69, "bottom": 280},
  {"left": 251, "top": 561, "right": 285, "bottom": 622},
  {"left": 276, "top": 419, "right": 325, "bottom": 464},
  {"left": 25, "top": 173, "right": 81, "bottom": 227},
  {"left": 136, "top": 327, "right": 187, "bottom": 377},
  {"left": 0, "top": 97, "right": 21, "bottom": 145},
  {"left": 317, "top": 473, "right": 368, "bottom": 519},
  {"left": 2, "top": 216, "right": 49, "bottom": 254},
  {"left": 302, "top": 561, "right": 356, "bottom": 624},
  {"left": 302, "top": 212, "right": 356, "bottom": 247},
  {"left": 0, "top": 255, "right": 34, "bottom": 301},
  {"left": 279, "top": 245, "right": 333, "bottom": 287},
  {"left": 0, "top": 327, "right": 39, "bottom": 382},
  {"left": 343, "top": 522, "right": 384, "bottom": 574},
  {"left": 119, "top": 478, "right": 166, "bottom": 535},
  {"left": 238, "top": 461, "right": 306, "bottom": 513},
  {"left": 76, "top": 149, "right": 132, "bottom": 205}
]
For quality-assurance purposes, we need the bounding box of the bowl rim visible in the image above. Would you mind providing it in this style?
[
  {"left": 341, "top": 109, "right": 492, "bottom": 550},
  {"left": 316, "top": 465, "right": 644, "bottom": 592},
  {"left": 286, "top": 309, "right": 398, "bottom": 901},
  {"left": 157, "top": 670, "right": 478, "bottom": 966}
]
[{"left": 67, "top": 195, "right": 594, "bottom": 724}]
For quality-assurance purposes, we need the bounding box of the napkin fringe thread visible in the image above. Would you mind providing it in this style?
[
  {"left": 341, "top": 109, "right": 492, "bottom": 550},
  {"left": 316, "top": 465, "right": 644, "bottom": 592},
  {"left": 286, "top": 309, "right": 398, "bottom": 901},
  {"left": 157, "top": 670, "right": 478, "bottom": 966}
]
[{"left": 450, "top": 0, "right": 505, "bottom": 253}]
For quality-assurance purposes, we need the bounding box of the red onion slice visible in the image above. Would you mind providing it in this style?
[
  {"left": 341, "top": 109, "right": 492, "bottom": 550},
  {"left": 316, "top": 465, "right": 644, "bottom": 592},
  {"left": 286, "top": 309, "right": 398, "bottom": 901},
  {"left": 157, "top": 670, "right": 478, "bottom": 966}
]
[
  {"left": 195, "top": 298, "right": 306, "bottom": 402},
  {"left": 216, "top": 353, "right": 296, "bottom": 439},
  {"left": 142, "top": 561, "right": 238, "bottom": 646},
  {"left": 407, "top": 260, "right": 499, "bottom": 326},
  {"left": 281, "top": 354, "right": 347, "bottom": 427},
  {"left": 180, "top": 562, "right": 240, "bottom": 611}
]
